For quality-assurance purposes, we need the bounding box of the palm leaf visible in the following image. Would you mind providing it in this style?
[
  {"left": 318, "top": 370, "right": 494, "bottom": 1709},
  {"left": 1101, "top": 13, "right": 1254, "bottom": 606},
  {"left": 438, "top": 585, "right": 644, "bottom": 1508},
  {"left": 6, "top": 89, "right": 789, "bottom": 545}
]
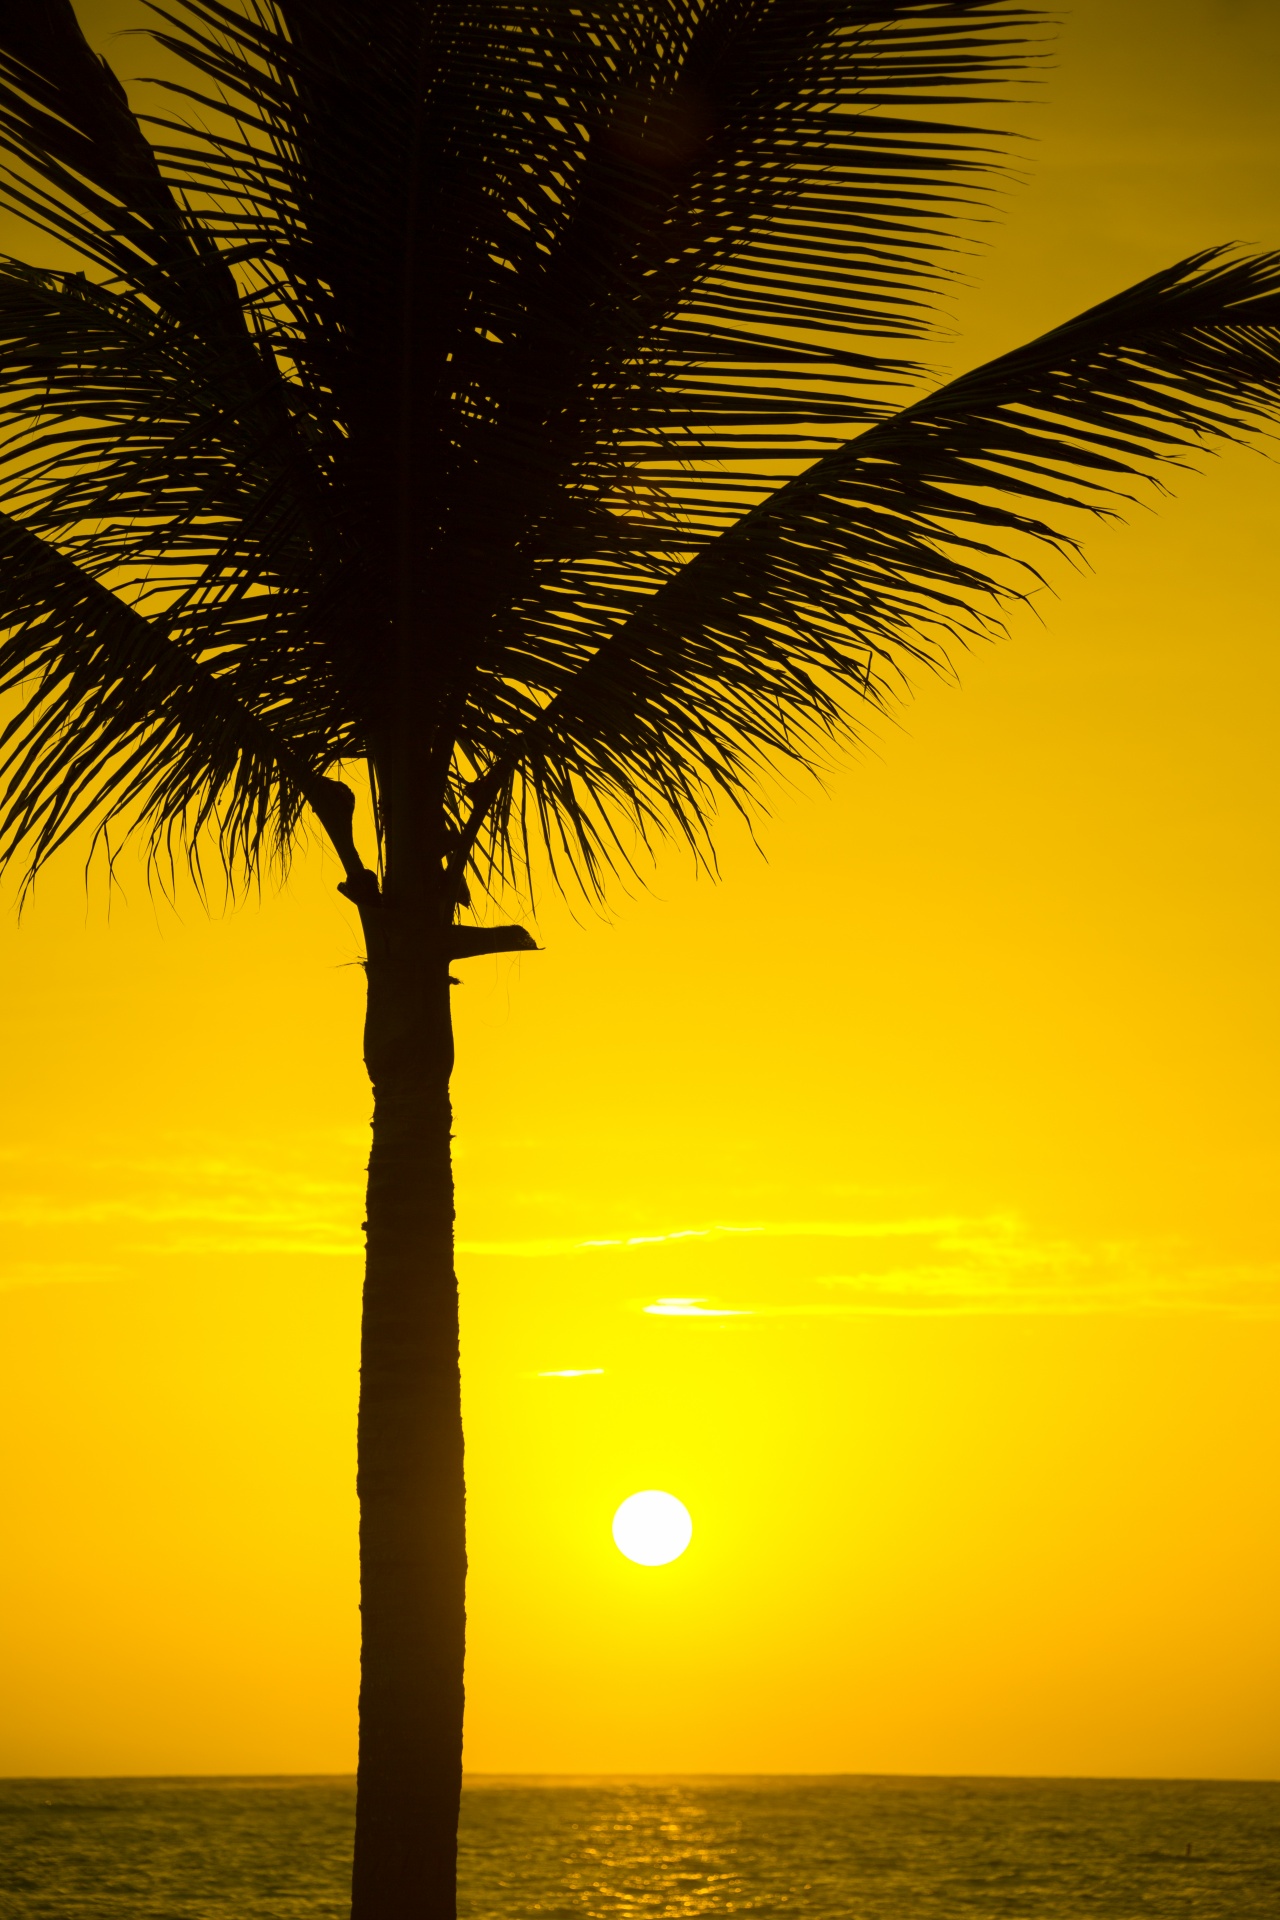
[
  {"left": 0, "top": 5, "right": 1277, "bottom": 921},
  {"left": 0, "top": 508, "right": 361, "bottom": 885},
  {"left": 0, "top": 0, "right": 1050, "bottom": 894},
  {"left": 457, "top": 248, "right": 1280, "bottom": 896}
]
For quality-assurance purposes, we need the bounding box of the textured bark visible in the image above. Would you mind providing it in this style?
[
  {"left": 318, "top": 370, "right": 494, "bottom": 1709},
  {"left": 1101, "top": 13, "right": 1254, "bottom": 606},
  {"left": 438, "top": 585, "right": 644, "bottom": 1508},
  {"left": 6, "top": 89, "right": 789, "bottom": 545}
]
[{"left": 349, "top": 897, "right": 465, "bottom": 1920}]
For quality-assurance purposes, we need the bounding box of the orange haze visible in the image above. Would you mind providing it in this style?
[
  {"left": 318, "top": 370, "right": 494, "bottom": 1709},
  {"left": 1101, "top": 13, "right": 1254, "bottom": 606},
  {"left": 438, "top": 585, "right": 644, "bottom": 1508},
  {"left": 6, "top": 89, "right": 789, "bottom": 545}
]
[{"left": 2, "top": 0, "right": 1278, "bottom": 1779}]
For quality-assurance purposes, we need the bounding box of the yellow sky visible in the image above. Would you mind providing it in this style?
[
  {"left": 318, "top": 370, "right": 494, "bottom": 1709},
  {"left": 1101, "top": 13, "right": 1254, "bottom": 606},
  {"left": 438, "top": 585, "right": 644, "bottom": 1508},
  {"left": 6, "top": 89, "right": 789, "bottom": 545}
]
[{"left": 1, "top": 1, "right": 1278, "bottom": 1779}]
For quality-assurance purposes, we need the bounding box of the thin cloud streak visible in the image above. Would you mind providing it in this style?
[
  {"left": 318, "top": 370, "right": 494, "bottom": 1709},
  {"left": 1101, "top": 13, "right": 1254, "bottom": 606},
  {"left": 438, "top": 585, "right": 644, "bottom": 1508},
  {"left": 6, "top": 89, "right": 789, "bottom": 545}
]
[
  {"left": 459, "top": 1212, "right": 1225, "bottom": 1321},
  {"left": 457, "top": 1217, "right": 973, "bottom": 1258},
  {"left": 643, "top": 1297, "right": 745, "bottom": 1317},
  {"left": 3, "top": 1158, "right": 1276, "bottom": 1315},
  {"left": 0, "top": 1144, "right": 364, "bottom": 1276}
]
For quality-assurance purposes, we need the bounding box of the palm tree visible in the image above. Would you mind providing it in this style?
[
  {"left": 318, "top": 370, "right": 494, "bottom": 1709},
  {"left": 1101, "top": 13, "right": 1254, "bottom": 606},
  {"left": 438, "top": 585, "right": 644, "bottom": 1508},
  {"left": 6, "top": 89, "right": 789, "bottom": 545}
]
[{"left": 0, "top": 1, "right": 1277, "bottom": 1912}]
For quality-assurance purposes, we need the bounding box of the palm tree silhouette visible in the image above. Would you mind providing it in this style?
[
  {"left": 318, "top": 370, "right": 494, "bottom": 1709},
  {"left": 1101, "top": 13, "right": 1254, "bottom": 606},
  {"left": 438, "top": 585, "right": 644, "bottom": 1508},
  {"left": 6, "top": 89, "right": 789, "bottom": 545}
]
[{"left": 0, "top": 3, "right": 1277, "bottom": 1914}]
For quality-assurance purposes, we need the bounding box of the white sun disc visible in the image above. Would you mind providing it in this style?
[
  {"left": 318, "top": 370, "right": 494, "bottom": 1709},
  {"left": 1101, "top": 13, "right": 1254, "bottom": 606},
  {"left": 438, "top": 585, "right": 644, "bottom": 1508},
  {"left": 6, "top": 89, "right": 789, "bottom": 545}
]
[{"left": 612, "top": 1490, "right": 693, "bottom": 1566}]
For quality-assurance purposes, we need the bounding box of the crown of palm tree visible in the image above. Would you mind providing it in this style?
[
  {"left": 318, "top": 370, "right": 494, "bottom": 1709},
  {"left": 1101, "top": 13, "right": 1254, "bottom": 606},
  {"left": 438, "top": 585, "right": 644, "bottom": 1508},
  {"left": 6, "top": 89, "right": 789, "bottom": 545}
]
[{"left": 0, "top": 0, "right": 1277, "bottom": 913}]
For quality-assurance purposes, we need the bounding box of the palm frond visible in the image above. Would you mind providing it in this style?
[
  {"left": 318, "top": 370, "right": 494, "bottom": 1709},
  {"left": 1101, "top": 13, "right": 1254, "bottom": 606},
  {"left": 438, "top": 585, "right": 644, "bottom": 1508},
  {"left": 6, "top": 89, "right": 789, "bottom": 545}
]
[
  {"left": 0, "top": 0, "right": 1049, "bottom": 892},
  {"left": 459, "top": 248, "right": 1280, "bottom": 897},
  {"left": 0, "top": 7, "right": 1277, "bottom": 918},
  {"left": 0, "top": 4, "right": 345, "bottom": 596},
  {"left": 0, "top": 506, "right": 348, "bottom": 885},
  {"left": 145, "top": 0, "right": 1048, "bottom": 569}
]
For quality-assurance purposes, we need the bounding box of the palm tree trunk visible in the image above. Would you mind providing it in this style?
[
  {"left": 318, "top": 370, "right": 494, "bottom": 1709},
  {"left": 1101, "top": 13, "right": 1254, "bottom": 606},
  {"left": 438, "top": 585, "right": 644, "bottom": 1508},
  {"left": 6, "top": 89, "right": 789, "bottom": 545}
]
[{"left": 349, "top": 899, "right": 465, "bottom": 1920}]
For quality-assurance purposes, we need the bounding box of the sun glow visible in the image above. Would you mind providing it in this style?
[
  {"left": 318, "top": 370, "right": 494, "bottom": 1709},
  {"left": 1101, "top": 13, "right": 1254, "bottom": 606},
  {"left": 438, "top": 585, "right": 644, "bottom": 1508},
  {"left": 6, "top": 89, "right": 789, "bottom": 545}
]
[{"left": 611, "top": 1491, "right": 693, "bottom": 1566}]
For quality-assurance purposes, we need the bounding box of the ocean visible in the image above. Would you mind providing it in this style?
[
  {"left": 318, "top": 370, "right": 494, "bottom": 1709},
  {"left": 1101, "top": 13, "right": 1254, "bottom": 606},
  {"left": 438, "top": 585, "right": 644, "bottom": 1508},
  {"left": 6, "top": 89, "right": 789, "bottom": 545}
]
[{"left": 2, "top": 1775, "right": 1277, "bottom": 1919}]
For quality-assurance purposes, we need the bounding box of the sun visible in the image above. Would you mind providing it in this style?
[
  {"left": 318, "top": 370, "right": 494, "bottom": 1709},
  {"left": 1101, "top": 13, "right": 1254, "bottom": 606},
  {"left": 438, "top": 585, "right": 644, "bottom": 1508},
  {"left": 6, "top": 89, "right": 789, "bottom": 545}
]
[{"left": 611, "top": 1490, "right": 693, "bottom": 1566}]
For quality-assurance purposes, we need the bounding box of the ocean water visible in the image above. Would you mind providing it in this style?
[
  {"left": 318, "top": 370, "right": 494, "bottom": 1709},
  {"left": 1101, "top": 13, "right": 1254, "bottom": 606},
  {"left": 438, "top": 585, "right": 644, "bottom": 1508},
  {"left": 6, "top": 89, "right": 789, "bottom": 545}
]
[{"left": 1, "top": 1774, "right": 1277, "bottom": 1919}]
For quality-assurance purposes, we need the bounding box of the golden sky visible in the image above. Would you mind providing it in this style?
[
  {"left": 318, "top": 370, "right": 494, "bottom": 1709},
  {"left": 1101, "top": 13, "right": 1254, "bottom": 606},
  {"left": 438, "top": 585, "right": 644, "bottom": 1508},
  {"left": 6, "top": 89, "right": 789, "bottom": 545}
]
[{"left": 2, "top": 0, "right": 1278, "bottom": 1779}]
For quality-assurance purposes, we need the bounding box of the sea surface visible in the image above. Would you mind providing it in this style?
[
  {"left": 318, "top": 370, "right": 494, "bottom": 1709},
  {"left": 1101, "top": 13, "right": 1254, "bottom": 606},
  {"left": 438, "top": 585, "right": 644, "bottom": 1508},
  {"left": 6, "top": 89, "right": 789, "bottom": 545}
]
[{"left": 2, "top": 1774, "right": 1278, "bottom": 1919}]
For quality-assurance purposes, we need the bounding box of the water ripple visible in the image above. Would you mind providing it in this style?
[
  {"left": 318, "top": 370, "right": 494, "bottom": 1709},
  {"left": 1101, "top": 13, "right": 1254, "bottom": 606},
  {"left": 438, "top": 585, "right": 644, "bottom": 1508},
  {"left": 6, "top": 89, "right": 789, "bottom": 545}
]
[{"left": 1, "top": 1775, "right": 1277, "bottom": 1920}]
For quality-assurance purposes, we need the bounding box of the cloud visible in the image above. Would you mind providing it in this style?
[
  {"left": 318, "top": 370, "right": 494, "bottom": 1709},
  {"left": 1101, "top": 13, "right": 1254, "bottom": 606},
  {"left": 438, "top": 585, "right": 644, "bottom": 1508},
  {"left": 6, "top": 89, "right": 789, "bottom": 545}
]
[
  {"left": 643, "top": 1297, "right": 745, "bottom": 1317},
  {"left": 0, "top": 1144, "right": 363, "bottom": 1282},
  {"left": 4, "top": 1144, "right": 1276, "bottom": 1317},
  {"left": 457, "top": 1218, "right": 968, "bottom": 1259},
  {"left": 621, "top": 1219, "right": 1280, "bottom": 1318},
  {"left": 461, "top": 1216, "right": 1280, "bottom": 1319}
]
